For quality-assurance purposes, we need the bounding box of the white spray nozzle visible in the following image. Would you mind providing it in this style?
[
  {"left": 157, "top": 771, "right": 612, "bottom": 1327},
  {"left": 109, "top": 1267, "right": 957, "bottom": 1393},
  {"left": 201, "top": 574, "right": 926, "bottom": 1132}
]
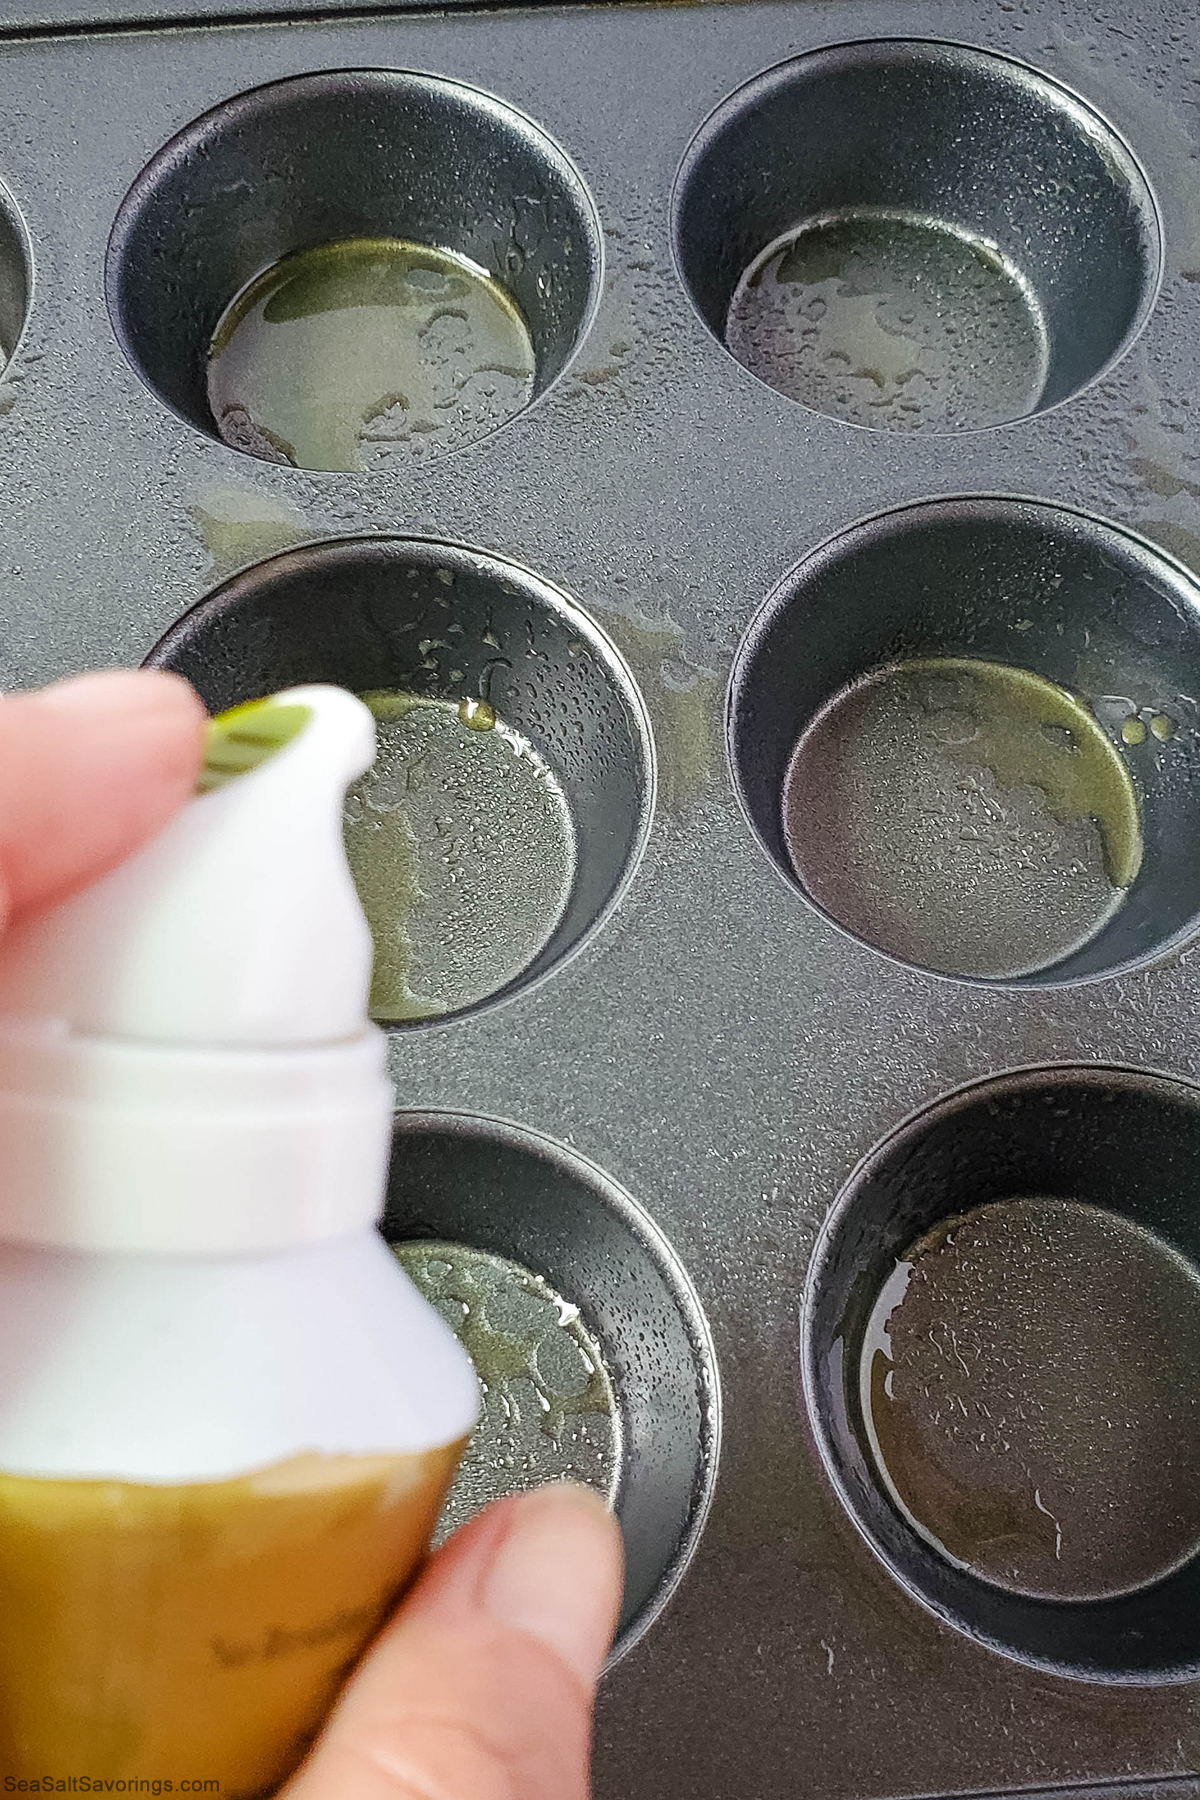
[
  {"left": 0, "top": 685, "right": 376, "bottom": 1048},
  {"left": 0, "top": 685, "right": 394, "bottom": 1254}
]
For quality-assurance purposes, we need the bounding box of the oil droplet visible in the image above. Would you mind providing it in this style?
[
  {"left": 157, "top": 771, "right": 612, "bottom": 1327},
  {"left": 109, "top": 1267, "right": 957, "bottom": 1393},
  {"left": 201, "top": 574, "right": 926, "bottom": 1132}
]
[
  {"left": 1122, "top": 714, "right": 1147, "bottom": 745},
  {"left": 393, "top": 1242, "right": 619, "bottom": 1545},
  {"left": 207, "top": 239, "right": 536, "bottom": 472},
  {"left": 782, "top": 657, "right": 1143, "bottom": 979},
  {"left": 343, "top": 690, "right": 575, "bottom": 1021},
  {"left": 458, "top": 696, "right": 496, "bottom": 732},
  {"left": 726, "top": 210, "right": 1049, "bottom": 432},
  {"left": 1150, "top": 712, "right": 1175, "bottom": 741},
  {"left": 187, "top": 485, "right": 312, "bottom": 579},
  {"left": 861, "top": 1198, "right": 1200, "bottom": 1601},
  {"left": 594, "top": 608, "right": 720, "bottom": 811}
]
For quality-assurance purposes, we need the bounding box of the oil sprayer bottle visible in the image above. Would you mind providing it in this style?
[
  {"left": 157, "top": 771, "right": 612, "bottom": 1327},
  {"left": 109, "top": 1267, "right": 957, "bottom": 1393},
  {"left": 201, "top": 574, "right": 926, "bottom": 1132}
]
[{"left": 0, "top": 685, "right": 479, "bottom": 1791}]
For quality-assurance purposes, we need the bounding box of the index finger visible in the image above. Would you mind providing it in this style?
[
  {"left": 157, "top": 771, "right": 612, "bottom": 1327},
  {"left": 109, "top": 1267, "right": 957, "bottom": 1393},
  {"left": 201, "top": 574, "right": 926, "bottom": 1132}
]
[{"left": 0, "top": 669, "right": 207, "bottom": 930}]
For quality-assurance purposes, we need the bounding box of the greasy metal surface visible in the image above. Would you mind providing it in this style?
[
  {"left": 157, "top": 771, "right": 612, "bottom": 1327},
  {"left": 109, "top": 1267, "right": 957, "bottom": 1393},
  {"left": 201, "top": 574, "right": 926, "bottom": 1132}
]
[
  {"left": 108, "top": 69, "right": 601, "bottom": 455},
  {"left": 805, "top": 1066, "right": 1200, "bottom": 1682},
  {"left": 729, "top": 499, "right": 1200, "bottom": 985},
  {"left": 672, "top": 40, "right": 1160, "bottom": 429},
  {"left": 2, "top": 0, "right": 1200, "bottom": 1792},
  {"left": 147, "top": 537, "right": 653, "bottom": 1020},
  {"left": 379, "top": 1112, "right": 719, "bottom": 1659}
]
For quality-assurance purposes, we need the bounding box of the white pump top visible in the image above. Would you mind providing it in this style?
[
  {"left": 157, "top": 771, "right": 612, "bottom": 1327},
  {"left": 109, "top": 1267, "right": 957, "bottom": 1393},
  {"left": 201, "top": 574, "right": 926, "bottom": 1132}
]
[
  {"left": 0, "top": 685, "right": 397, "bottom": 1256},
  {"left": 0, "top": 682, "right": 376, "bottom": 1046}
]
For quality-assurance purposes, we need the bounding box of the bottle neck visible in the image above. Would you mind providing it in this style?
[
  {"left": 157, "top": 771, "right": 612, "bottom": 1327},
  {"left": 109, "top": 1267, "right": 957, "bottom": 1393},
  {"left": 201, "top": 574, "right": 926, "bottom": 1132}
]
[{"left": 0, "top": 1023, "right": 393, "bottom": 1254}]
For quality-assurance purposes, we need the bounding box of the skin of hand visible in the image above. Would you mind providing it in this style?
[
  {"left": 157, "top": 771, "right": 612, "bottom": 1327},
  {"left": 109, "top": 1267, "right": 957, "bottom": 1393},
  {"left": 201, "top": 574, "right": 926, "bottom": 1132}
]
[{"left": 1, "top": 667, "right": 626, "bottom": 1800}]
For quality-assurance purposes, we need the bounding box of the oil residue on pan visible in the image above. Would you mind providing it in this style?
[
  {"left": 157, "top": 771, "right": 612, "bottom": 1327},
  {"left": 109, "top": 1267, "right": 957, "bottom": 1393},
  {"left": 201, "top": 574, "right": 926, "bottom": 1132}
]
[
  {"left": 861, "top": 1196, "right": 1200, "bottom": 1602},
  {"left": 207, "top": 238, "right": 536, "bottom": 472},
  {"left": 343, "top": 689, "right": 576, "bottom": 1022},
  {"left": 672, "top": 38, "right": 1160, "bottom": 432},
  {"left": 381, "top": 1113, "right": 717, "bottom": 1661},
  {"left": 781, "top": 657, "right": 1142, "bottom": 980},
  {"left": 392, "top": 1240, "right": 620, "bottom": 1546},
  {"left": 726, "top": 211, "right": 1050, "bottom": 432}
]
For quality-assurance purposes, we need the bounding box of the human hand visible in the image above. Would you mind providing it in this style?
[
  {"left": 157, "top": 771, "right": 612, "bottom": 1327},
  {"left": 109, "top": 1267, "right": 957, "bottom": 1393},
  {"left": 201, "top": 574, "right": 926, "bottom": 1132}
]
[
  {"left": 0, "top": 668, "right": 208, "bottom": 927},
  {"left": 3, "top": 667, "right": 625, "bottom": 1800},
  {"left": 287, "top": 1484, "right": 622, "bottom": 1800}
]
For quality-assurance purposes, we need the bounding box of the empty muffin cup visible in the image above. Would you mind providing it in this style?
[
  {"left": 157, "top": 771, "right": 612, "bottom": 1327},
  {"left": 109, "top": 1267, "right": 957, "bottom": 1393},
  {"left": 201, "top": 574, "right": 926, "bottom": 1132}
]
[
  {"left": 728, "top": 498, "right": 1200, "bottom": 985},
  {"left": 381, "top": 1112, "right": 720, "bottom": 1657},
  {"left": 804, "top": 1065, "right": 1200, "bottom": 1682},
  {"left": 672, "top": 41, "right": 1160, "bottom": 431},
  {"left": 107, "top": 70, "right": 601, "bottom": 468},
  {"left": 146, "top": 537, "right": 653, "bottom": 1022}
]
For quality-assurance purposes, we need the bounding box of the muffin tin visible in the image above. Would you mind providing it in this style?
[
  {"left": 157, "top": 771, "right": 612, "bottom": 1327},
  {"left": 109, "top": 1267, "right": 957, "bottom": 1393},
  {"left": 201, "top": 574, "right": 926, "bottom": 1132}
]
[
  {"left": 149, "top": 535, "right": 653, "bottom": 1015},
  {"left": 380, "top": 1112, "right": 718, "bottom": 1660},
  {"left": 3, "top": 0, "right": 1200, "bottom": 1793},
  {"left": 807, "top": 1065, "right": 1200, "bottom": 1684},
  {"left": 729, "top": 497, "right": 1200, "bottom": 984}
]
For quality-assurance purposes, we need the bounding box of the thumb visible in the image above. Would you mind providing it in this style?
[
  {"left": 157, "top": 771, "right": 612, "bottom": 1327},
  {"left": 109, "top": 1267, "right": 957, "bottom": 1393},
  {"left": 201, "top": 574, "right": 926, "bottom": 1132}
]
[{"left": 286, "top": 1484, "right": 624, "bottom": 1800}]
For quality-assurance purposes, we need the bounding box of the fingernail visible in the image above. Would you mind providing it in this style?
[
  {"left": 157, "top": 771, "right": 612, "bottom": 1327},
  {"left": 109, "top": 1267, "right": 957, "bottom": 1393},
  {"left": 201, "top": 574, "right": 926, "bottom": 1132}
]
[
  {"left": 481, "top": 1485, "right": 622, "bottom": 1689},
  {"left": 37, "top": 670, "right": 201, "bottom": 719}
]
